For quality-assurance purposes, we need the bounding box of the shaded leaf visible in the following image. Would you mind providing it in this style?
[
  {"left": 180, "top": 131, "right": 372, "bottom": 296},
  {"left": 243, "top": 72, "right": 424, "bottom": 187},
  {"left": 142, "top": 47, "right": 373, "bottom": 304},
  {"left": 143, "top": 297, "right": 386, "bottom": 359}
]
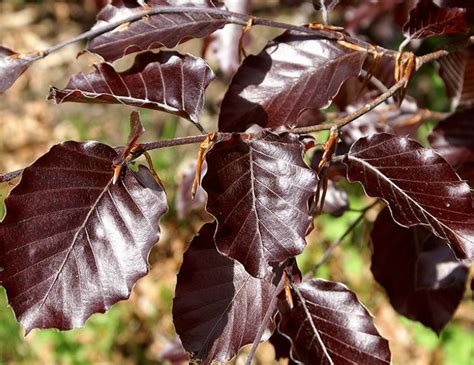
[
  {"left": 49, "top": 51, "right": 214, "bottom": 124},
  {"left": 269, "top": 329, "right": 298, "bottom": 365},
  {"left": 434, "top": 0, "right": 474, "bottom": 8},
  {"left": 320, "top": 180, "right": 349, "bottom": 217},
  {"left": 438, "top": 48, "right": 474, "bottom": 111},
  {"left": 0, "top": 141, "right": 168, "bottom": 333},
  {"left": 172, "top": 222, "right": 279, "bottom": 364},
  {"left": 403, "top": 0, "right": 469, "bottom": 40},
  {"left": 278, "top": 279, "right": 391, "bottom": 364},
  {"left": 428, "top": 109, "right": 474, "bottom": 167},
  {"left": 344, "top": 133, "right": 474, "bottom": 260},
  {"left": 340, "top": 96, "right": 424, "bottom": 146},
  {"left": 0, "top": 47, "right": 42, "bottom": 94},
  {"left": 218, "top": 30, "right": 367, "bottom": 132},
  {"left": 87, "top": 0, "right": 230, "bottom": 62},
  {"left": 202, "top": 131, "right": 318, "bottom": 278},
  {"left": 158, "top": 336, "right": 189, "bottom": 364},
  {"left": 371, "top": 207, "right": 469, "bottom": 333},
  {"left": 175, "top": 161, "right": 207, "bottom": 219}
]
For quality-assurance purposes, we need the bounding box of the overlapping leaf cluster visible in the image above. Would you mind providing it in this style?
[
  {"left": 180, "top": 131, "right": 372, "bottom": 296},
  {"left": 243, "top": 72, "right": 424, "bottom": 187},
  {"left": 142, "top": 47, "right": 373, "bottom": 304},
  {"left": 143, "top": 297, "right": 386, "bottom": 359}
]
[{"left": 0, "top": 0, "right": 473, "bottom": 363}]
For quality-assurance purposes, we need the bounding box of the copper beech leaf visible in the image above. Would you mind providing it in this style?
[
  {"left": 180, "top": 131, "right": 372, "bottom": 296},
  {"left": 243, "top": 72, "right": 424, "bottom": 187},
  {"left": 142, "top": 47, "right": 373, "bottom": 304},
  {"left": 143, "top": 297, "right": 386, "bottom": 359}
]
[
  {"left": 0, "top": 141, "right": 167, "bottom": 334},
  {"left": 278, "top": 279, "right": 391, "bottom": 364},
  {"left": 202, "top": 131, "right": 318, "bottom": 278},
  {"left": 218, "top": 30, "right": 367, "bottom": 132},
  {"left": 428, "top": 109, "right": 474, "bottom": 167},
  {"left": 344, "top": 133, "right": 474, "bottom": 259},
  {"left": 49, "top": 51, "right": 214, "bottom": 125},
  {"left": 87, "top": 0, "right": 230, "bottom": 62},
  {"left": 371, "top": 208, "right": 469, "bottom": 333},
  {"left": 172, "top": 222, "right": 279, "bottom": 364},
  {"left": 438, "top": 48, "right": 474, "bottom": 111},
  {"left": 0, "top": 46, "right": 42, "bottom": 94},
  {"left": 403, "top": 0, "right": 469, "bottom": 40}
]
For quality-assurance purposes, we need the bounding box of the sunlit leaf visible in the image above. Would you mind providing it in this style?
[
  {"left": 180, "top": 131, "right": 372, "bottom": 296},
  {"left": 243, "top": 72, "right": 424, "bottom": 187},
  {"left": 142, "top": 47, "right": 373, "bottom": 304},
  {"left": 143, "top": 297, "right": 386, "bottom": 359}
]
[
  {"left": 173, "top": 222, "right": 279, "bottom": 364},
  {"left": 0, "top": 47, "right": 42, "bottom": 94},
  {"left": 0, "top": 141, "right": 168, "bottom": 333},
  {"left": 218, "top": 30, "right": 367, "bottom": 132},
  {"left": 278, "top": 279, "right": 391, "bottom": 364},
  {"left": 202, "top": 131, "right": 318, "bottom": 278},
  {"left": 371, "top": 208, "right": 469, "bottom": 333},
  {"left": 49, "top": 51, "right": 214, "bottom": 124},
  {"left": 344, "top": 133, "right": 474, "bottom": 260},
  {"left": 87, "top": 0, "right": 230, "bottom": 62}
]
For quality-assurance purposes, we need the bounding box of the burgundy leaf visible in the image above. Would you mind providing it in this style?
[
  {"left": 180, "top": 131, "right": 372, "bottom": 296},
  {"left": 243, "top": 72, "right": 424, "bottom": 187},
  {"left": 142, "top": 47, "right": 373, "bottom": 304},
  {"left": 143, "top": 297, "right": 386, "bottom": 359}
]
[
  {"left": 434, "top": 0, "right": 474, "bottom": 8},
  {"left": 344, "top": 133, "right": 474, "bottom": 260},
  {"left": 0, "top": 141, "right": 168, "bottom": 333},
  {"left": 343, "top": 0, "right": 400, "bottom": 32},
  {"left": 428, "top": 109, "right": 474, "bottom": 167},
  {"left": 403, "top": 0, "right": 469, "bottom": 40},
  {"left": 218, "top": 30, "right": 367, "bottom": 132},
  {"left": 278, "top": 279, "right": 391, "bottom": 364},
  {"left": 172, "top": 222, "right": 279, "bottom": 364},
  {"left": 371, "top": 208, "right": 469, "bottom": 333},
  {"left": 438, "top": 48, "right": 474, "bottom": 111},
  {"left": 269, "top": 329, "right": 297, "bottom": 365},
  {"left": 0, "top": 47, "right": 42, "bottom": 94},
  {"left": 202, "top": 131, "right": 318, "bottom": 278},
  {"left": 158, "top": 336, "right": 189, "bottom": 364},
  {"left": 87, "top": 1, "right": 230, "bottom": 62},
  {"left": 49, "top": 51, "right": 214, "bottom": 125}
]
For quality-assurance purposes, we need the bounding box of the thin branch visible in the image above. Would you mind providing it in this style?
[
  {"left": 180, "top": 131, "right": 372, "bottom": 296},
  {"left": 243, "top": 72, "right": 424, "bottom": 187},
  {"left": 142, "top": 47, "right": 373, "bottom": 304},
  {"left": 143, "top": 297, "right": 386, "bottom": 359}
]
[
  {"left": 303, "top": 200, "right": 379, "bottom": 281},
  {"left": 0, "top": 169, "right": 22, "bottom": 184}
]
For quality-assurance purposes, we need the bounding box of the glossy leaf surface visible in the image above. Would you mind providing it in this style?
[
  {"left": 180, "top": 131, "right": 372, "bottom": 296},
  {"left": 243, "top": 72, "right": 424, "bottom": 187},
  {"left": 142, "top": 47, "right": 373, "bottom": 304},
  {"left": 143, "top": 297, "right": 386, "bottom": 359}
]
[
  {"left": 49, "top": 51, "right": 214, "bottom": 124},
  {"left": 371, "top": 208, "right": 469, "bottom": 333},
  {"left": 173, "top": 222, "right": 278, "bottom": 364},
  {"left": 428, "top": 109, "right": 474, "bottom": 167},
  {"left": 403, "top": 0, "right": 468, "bottom": 39},
  {"left": 0, "top": 141, "right": 167, "bottom": 333},
  {"left": 278, "top": 279, "right": 391, "bottom": 364},
  {"left": 202, "top": 131, "right": 318, "bottom": 278},
  {"left": 0, "top": 46, "right": 41, "bottom": 94},
  {"left": 438, "top": 49, "right": 474, "bottom": 111},
  {"left": 87, "top": 0, "right": 229, "bottom": 62},
  {"left": 218, "top": 30, "right": 367, "bottom": 132},
  {"left": 344, "top": 133, "right": 474, "bottom": 260}
]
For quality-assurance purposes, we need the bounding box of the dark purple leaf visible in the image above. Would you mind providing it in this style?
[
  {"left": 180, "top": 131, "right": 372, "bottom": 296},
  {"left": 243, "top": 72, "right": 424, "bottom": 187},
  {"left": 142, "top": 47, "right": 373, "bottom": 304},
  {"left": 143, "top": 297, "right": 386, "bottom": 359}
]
[
  {"left": 218, "top": 30, "right": 367, "bottom": 132},
  {"left": 87, "top": 1, "right": 230, "bottom": 62},
  {"left": 202, "top": 131, "right": 318, "bottom": 278},
  {"left": 172, "top": 222, "right": 279, "bottom": 364},
  {"left": 269, "top": 329, "right": 297, "bottom": 365},
  {"left": 403, "top": 0, "right": 469, "bottom": 40},
  {"left": 428, "top": 109, "right": 474, "bottom": 167},
  {"left": 49, "top": 51, "right": 214, "bottom": 125},
  {"left": 0, "top": 141, "right": 168, "bottom": 333},
  {"left": 371, "top": 208, "right": 469, "bottom": 333},
  {"left": 0, "top": 47, "right": 42, "bottom": 94},
  {"left": 438, "top": 48, "right": 474, "bottom": 111},
  {"left": 278, "top": 279, "right": 391, "bottom": 364},
  {"left": 344, "top": 133, "right": 474, "bottom": 260},
  {"left": 343, "top": 0, "right": 400, "bottom": 32}
]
